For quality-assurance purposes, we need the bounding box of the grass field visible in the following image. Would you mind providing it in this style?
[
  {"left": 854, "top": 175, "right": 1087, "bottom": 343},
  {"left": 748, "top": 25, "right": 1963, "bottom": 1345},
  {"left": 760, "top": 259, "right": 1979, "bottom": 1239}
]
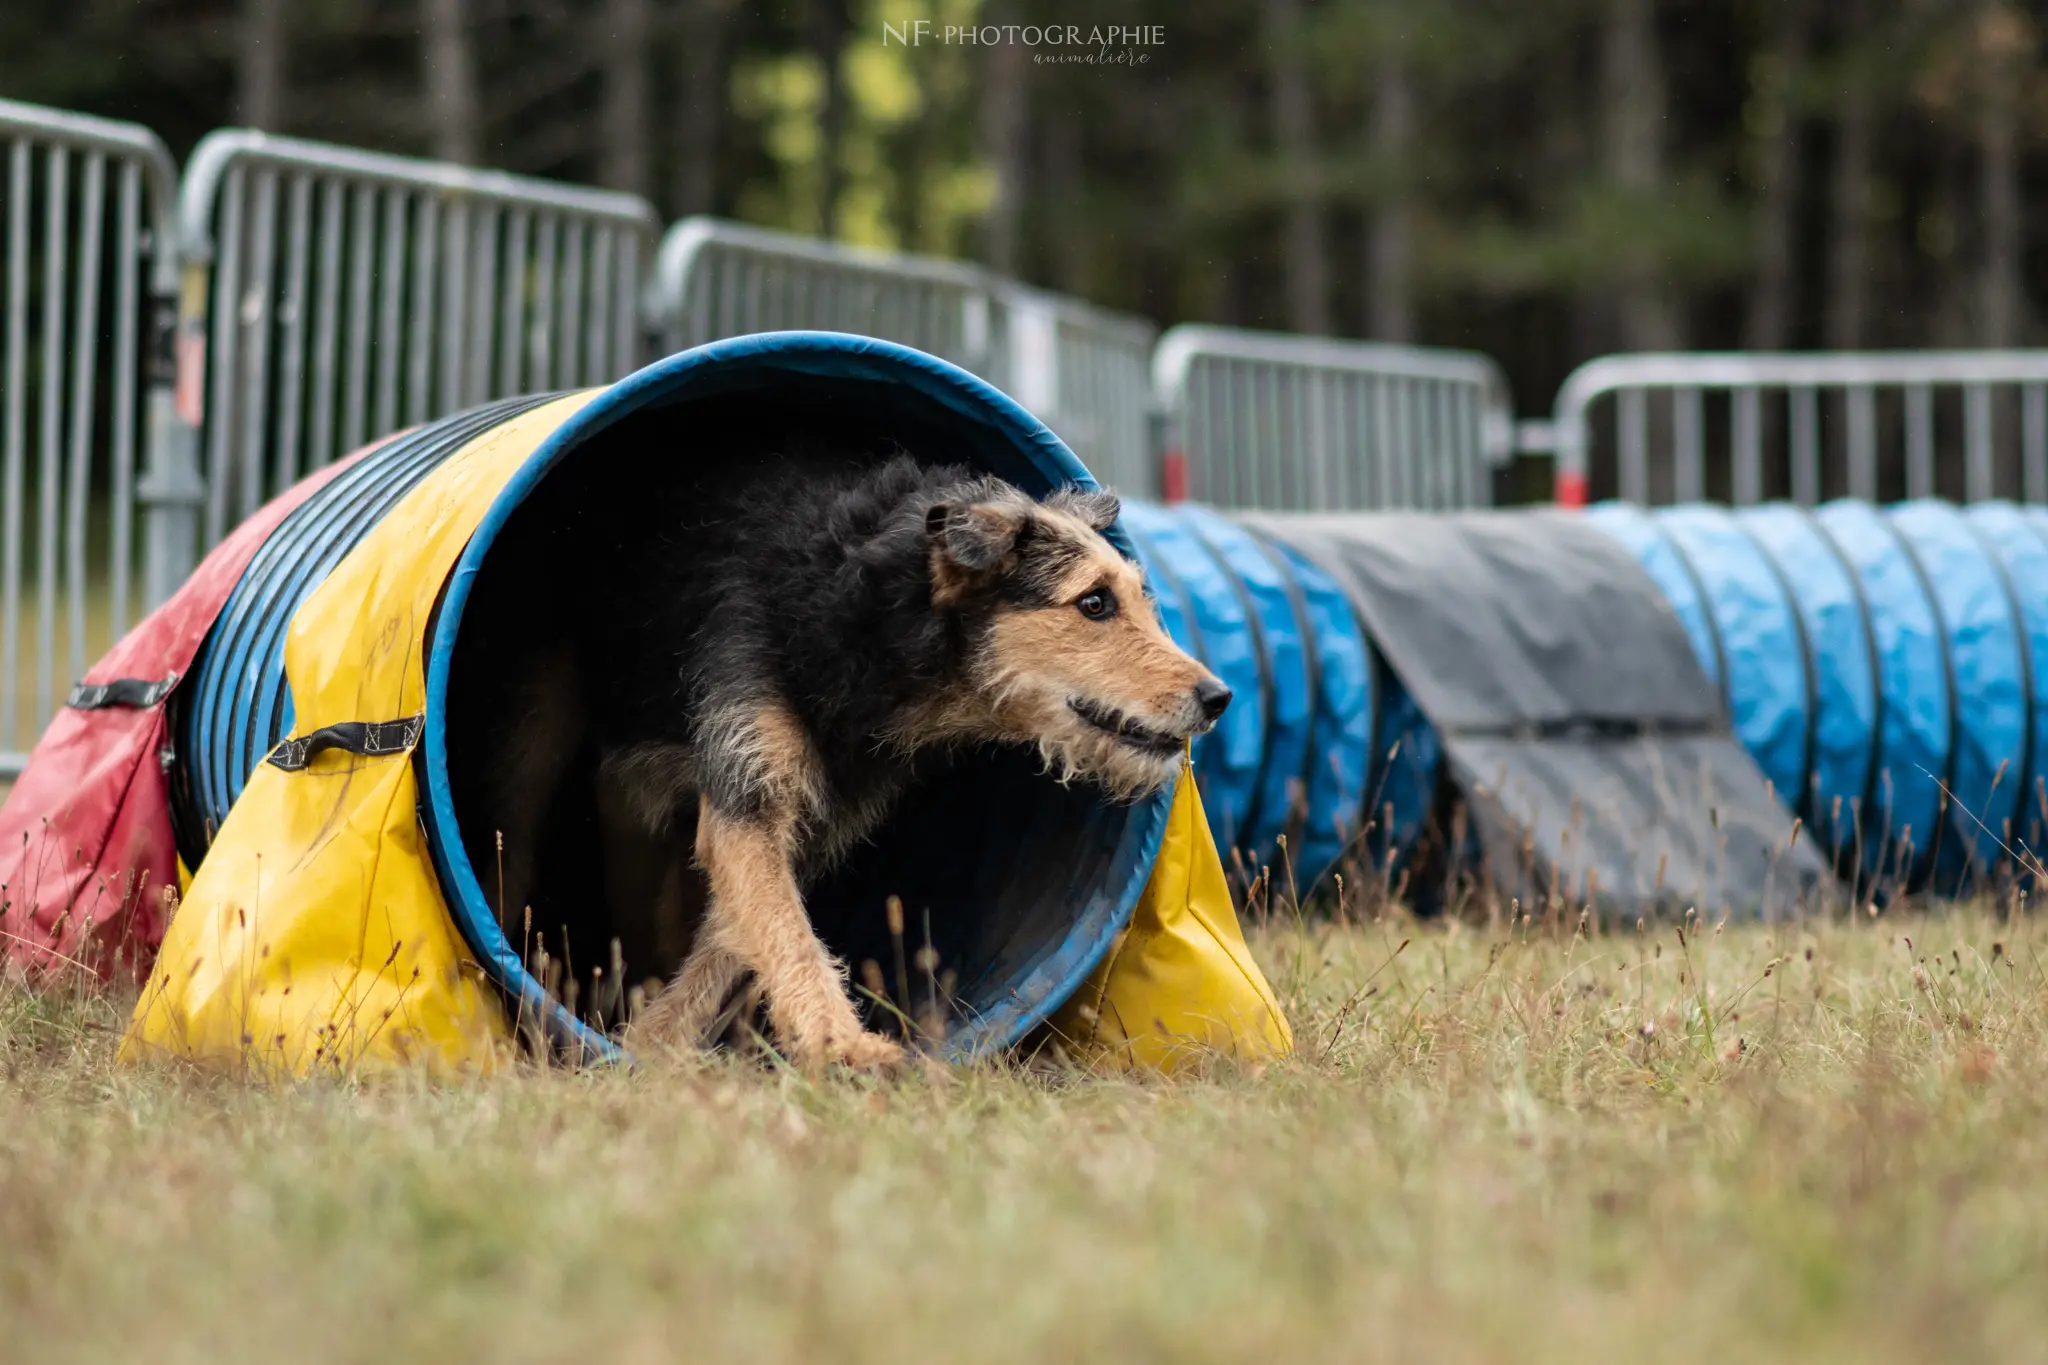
[{"left": 5, "top": 899, "right": 2046, "bottom": 1364}]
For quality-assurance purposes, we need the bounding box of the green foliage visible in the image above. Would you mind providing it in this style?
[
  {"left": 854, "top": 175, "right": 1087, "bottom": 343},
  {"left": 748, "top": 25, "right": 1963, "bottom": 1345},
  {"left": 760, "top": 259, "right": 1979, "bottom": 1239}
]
[{"left": 6, "top": 0, "right": 2047, "bottom": 404}]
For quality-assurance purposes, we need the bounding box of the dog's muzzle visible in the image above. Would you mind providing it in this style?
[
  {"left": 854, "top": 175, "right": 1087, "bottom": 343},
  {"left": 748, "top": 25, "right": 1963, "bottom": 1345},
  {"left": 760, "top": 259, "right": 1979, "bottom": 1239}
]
[{"left": 1068, "top": 697, "right": 1188, "bottom": 755}]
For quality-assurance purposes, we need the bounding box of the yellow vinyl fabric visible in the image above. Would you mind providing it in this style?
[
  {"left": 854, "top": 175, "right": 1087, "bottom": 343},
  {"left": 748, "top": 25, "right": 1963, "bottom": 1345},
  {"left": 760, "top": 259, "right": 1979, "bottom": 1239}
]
[
  {"left": 122, "top": 393, "right": 598, "bottom": 1076},
  {"left": 1045, "top": 759, "right": 1295, "bottom": 1071},
  {"left": 123, "top": 389, "right": 1290, "bottom": 1077}
]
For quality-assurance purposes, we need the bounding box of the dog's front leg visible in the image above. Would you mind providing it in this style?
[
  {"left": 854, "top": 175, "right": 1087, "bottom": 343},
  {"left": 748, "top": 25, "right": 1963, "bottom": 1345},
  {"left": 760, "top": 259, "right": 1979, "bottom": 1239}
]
[
  {"left": 686, "top": 799, "right": 905, "bottom": 1076},
  {"left": 626, "top": 913, "right": 746, "bottom": 1050}
]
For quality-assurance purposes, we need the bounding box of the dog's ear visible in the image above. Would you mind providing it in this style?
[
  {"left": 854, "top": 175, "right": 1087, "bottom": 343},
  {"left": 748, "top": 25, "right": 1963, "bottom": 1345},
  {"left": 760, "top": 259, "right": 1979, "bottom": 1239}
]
[
  {"left": 928, "top": 498, "right": 1029, "bottom": 603},
  {"left": 1048, "top": 487, "right": 1120, "bottom": 533}
]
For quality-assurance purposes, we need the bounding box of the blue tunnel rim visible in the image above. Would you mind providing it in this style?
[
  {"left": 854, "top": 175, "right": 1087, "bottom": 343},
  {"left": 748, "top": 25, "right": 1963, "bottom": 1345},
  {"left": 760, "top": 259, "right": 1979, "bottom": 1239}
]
[
  {"left": 1960, "top": 504, "right": 2040, "bottom": 873},
  {"left": 1890, "top": 499, "right": 2030, "bottom": 884},
  {"left": 1796, "top": 505, "right": 1890, "bottom": 876},
  {"left": 1654, "top": 503, "right": 1822, "bottom": 829},
  {"left": 1962, "top": 502, "right": 2048, "bottom": 849},
  {"left": 418, "top": 330, "right": 1177, "bottom": 1066},
  {"left": 1868, "top": 504, "right": 1964, "bottom": 885},
  {"left": 1173, "top": 506, "right": 1284, "bottom": 855},
  {"left": 1727, "top": 512, "right": 1821, "bottom": 826}
]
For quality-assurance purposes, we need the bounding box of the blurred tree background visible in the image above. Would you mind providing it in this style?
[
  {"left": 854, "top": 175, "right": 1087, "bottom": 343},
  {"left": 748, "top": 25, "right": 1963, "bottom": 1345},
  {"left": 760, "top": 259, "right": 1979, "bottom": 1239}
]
[{"left": 1, "top": 0, "right": 2043, "bottom": 412}]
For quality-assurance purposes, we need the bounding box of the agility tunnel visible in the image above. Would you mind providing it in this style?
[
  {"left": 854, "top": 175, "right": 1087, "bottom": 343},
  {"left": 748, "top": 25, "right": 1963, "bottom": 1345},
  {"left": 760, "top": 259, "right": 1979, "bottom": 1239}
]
[
  {"left": 1583, "top": 500, "right": 2048, "bottom": 895},
  {"left": 9, "top": 328, "right": 2044, "bottom": 1078},
  {"left": 0, "top": 332, "right": 1290, "bottom": 1076},
  {"left": 1135, "top": 498, "right": 2048, "bottom": 907},
  {"left": 1129, "top": 505, "right": 1824, "bottom": 915},
  {"left": 1116, "top": 502, "right": 1427, "bottom": 888}
]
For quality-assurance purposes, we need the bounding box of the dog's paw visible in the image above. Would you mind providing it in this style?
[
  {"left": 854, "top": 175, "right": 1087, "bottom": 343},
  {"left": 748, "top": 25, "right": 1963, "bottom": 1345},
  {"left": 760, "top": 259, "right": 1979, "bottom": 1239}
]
[{"left": 823, "top": 1028, "right": 910, "bottom": 1077}]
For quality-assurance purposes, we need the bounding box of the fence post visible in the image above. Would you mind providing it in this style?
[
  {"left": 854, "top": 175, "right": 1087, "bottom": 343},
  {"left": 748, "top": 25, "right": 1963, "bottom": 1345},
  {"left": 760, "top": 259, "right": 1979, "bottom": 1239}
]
[
  {"left": 0, "top": 100, "right": 194, "bottom": 770},
  {"left": 141, "top": 251, "right": 209, "bottom": 607},
  {"left": 1150, "top": 405, "right": 1185, "bottom": 503}
]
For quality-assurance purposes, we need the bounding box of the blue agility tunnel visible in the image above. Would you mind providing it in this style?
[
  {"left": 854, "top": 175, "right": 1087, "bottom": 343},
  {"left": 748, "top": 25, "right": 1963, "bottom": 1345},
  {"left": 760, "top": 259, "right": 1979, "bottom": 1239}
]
[
  {"left": 1585, "top": 500, "right": 2048, "bottom": 895},
  {"left": 167, "top": 332, "right": 1180, "bottom": 1063},
  {"left": 1133, "top": 496, "right": 2048, "bottom": 906},
  {"left": 1119, "top": 503, "right": 1400, "bottom": 886},
  {"left": 1133, "top": 505, "right": 1822, "bottom": 915},
  {"left": 1135, "top": 499, "right": 1821, "bottom": 912}
]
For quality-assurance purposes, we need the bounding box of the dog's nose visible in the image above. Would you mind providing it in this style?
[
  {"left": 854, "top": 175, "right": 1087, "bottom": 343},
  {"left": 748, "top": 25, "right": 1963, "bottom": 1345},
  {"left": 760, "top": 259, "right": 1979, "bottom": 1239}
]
[{"left": 1194, "top": 676, "right": 1232, "bottom": 722}]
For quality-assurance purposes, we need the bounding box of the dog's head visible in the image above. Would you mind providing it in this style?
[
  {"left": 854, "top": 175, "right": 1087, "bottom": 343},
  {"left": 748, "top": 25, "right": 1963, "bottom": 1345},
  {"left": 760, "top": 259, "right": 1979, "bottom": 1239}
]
[{"left": 923, "top": 484, "right": 1230, "bottom": 799}]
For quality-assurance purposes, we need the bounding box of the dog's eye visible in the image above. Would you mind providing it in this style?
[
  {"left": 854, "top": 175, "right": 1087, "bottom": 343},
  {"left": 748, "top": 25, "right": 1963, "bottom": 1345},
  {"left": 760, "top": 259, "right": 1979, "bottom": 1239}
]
[{"left": 1075, "top": 590, "right": 1117, "bottom": 621}]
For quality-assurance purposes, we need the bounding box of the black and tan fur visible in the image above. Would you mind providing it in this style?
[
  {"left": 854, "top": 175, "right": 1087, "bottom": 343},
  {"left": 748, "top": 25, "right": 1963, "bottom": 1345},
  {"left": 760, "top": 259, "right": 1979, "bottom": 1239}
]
[{"left": 451, "top": 435, "right": 1229, "bottom": 1074}]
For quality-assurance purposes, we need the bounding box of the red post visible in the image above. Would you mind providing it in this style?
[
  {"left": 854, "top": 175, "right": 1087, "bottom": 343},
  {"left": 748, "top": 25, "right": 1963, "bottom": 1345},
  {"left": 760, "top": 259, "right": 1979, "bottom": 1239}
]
[{"left": 1161, "top": 449, "right": 1188, "bottom": 504}]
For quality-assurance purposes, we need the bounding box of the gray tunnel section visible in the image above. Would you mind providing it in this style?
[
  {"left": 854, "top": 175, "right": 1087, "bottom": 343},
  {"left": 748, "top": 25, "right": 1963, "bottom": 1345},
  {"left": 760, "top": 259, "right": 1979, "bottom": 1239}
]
[{"left": 1244, "top": 510, "right": 1828, "bottom": 916}]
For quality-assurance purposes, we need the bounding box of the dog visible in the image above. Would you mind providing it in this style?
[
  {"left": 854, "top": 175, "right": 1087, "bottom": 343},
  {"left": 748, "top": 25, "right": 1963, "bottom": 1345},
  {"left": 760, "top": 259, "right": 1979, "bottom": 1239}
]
[{"left": 456, "top": 434, "right": 1230, "bottom": 1074}]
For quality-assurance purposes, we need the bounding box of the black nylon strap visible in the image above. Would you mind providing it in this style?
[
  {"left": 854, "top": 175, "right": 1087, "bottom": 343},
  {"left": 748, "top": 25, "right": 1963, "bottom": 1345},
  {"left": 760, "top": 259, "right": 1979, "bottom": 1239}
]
[
  {"left": 67, "top": 675, "right": 178, "bottom": 710},
  {"left": 266, "top": 715, "right": 424, "bottom": 771}
]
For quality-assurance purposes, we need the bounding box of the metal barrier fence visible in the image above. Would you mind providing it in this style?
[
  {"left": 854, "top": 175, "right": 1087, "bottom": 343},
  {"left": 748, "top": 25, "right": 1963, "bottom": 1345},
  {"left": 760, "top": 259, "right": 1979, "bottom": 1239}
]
[
  {"left": 650, "top": 217, "right": 1158, "bottom": 494},
  {"left": 174, "top": 130, "right": 660, "bottom": 548},
  {"left": 0, "top": 99, "right": 181, "bottom": 770},
  {"left": 22, "top": 94, "right": 2048, "bottom": 778},
  {"left": 1548, "top": 351, "right": 2048, "bottom": 507},
  {"left": 1151, "top": 325, "right": 1515, "bottom": 511},
  {"left": 990, "top": 282, "right": 1157, "bottom": 496},
  {"left": 654, "top": 217, "right": 994, "bottom": 368}
]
